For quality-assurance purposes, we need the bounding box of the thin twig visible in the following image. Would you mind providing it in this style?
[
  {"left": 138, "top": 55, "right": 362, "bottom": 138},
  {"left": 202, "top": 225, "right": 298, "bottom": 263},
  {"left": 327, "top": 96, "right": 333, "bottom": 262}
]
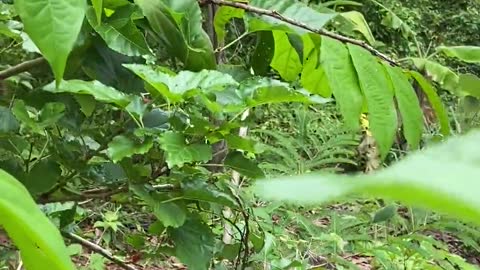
[
  {"left": 63, "top": 232, "right": 139, "bottom": 270},
  {"left": 206, "top": 0, "right": 397, "bottom": 66},
  {"left": 0, "top": 57, "right": 46, "bottom": 80},
  {"left": 38, "top": 184, "right": 177, "bottom": 204}
]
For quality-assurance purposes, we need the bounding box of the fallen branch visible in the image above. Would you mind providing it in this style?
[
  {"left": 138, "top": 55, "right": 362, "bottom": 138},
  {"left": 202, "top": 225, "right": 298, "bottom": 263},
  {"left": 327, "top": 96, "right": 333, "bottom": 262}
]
[
  {"left": 38, "top": 184, "right": 177, "bottom": 204},
  {"left": 205, "top": 0, "right": 397, "bottom": 66},
  {"left": 63, "top": 232, "right": 138, "bottom": 270},
  {"left": 0, "top": 57, "right": 46, "bottom": 80}
]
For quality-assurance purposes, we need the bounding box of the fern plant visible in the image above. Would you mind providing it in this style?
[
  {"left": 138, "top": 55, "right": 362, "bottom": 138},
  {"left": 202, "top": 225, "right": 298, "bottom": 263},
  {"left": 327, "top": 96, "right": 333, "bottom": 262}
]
[{"left": 253, "top": 104, "right": 360, "bottom": 175}]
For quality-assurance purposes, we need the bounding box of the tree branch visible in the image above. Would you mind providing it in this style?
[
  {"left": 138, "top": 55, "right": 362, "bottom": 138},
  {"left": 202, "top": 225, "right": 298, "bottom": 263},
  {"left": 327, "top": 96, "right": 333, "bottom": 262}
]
[
  {"left": 205, "top": 0, "right": 397, "bottom": 66},
  {"left": 63, "top": 232, "right": 139, "bottom": 270},
  {"left": 0, "top": 57, "right": 46, "bottom": 80}
]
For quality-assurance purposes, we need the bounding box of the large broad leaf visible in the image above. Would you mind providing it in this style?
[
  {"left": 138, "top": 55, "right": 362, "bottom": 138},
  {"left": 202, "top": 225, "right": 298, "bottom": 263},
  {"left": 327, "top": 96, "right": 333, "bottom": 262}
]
[
  {"left": 134, "top": 0, "right": 216, "bottom": 71},
  {"left": 124, "top": 64, "right": 238, "bottom": 103},
  {"left": 0, "top": 169, "right": 75, "bottom": 270},
  {"left": 253, "top": 130, "right": 480, "bottom": 226},
  {"left": 339, "top": 11, "right": 375, "bottom": 45},
  {"left": 249, "top": 0, "right": 336, "bottom": 34},
  {"left": 224, "top": 151, "right": 265, "bottom": 179},
  {"left": 300, "top": 34, "right": 330, "bottom": 96},
  {"left": 436, "top": 46, "right": 480, "bottom": 64},
  {"left": 384, "top": 64, "right": 423, "bottom": 150},
  {"left": 458, "top": 73, "right": 480, "bottom": 99},
  {"left": 159, "top": 132, "right": 212, "bottom": 168},
  {"left": 409, "top": 71, "right": 451, "bottom": 137},
  {"left": 214, "top": 5, "right": 244, "bottom": 44},
  {"left": 349, "top": 44, "right": 397, "bottom": 159},
  {"left": 168, "top": 216, "right": 215, "bottom": 270},
  {"left": 86, "top": 7, "right": 150, "bottom": 56},
  {"left": 411, "top": 58, "right": 459, "bottom": 93},
  {"left": 181, "top": 179, "right": 238, "bottom": 208},
  {"left": 14, "top": 0, "right": 87, "bottom": 84},
  {"left": 270, "top": 31, "right": 302, "bottom": 82},
  {"left": 131, "top": 185, "right": 187, "bottom": 228},
  {"left": 107, "top": 135, "right": 153, "bottom": 162},
  {"left": 44, "top": 80, "right": 133, "bottom": 108},
  {"left": 321, "top": 37, "right": 363, "bottom": 130},
  {"left": 23, "top": 160, "right": 61, "bottom": 196}
]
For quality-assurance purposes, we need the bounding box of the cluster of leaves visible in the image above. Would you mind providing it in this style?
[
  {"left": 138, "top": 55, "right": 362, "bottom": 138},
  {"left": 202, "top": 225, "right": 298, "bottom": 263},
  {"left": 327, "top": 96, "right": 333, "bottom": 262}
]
[{"left": 0, "top": 0, "right": 479, "bottom": 269}]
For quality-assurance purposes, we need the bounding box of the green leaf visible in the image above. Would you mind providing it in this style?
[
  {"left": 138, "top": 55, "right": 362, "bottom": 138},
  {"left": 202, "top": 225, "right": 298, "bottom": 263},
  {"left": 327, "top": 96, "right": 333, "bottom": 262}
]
[
  {"left": 0, "top": 169, "right": 75, "bottom": 270},
  {"left": 168, "top": 216, "right": 215, "bottom": 270},
  {"left": 92, "top": 0, "right": 103, "bottom": 25},
  {"left": 86, "top": 7, "right": 150, "bottom": 56},
  {"left": 44, "top": 80, "right": 133, "bottom": 108},
  {"left": 159, "top": 132, "right": 212, "bottom": 168},
  {"left": 348, "top": 44, "right": 397, "bottom": 159},
  {"left": 24, "top": 160, "right": 61, "bottom": 196},
  {"left": 249, "top": 0, "right": 336, "bottom": 34},
  {"left": 214, "top": 5, "right": 244, "bottom": 44},
  {"left": 224, "top": 151, "right": 265, "bottom": 179},
  {"left": 321, "top": 37, "right": 363, "bottom": 130},
  {"left": 250, "top": 31, "right": 274, "bottom": 76},
  {"left": 124, "top": 64, "right": 238, "bottom": 103},
  {"left": 301, "top": 35, "right": 331, "bottom": 96},
  {"left": 339, "top": 11, "right": 375, "bottom": 45},
  {"left": 270, "top": 31, "right": 302, "bottom": 82},
  {"left": 0, "top": 106, "right": 19, "bottom": 133},
  {"left": 411, "top": 58, "right": 459, "bottom": 93},
  {"left": 384, "top": 65, "right": 423, "bottom": 150},
  {"left": 253, "top": 130, "right": 480, "bottom": 226},
  {"left": 74, "top": 95, "right": 96, "bottom": 117},
  {"left": 372, "top": 204, "right": 397, "bottom": 223},
  {"left": 182, "top": 179, "right": 237, "bottom": 208},
  {"left": 134, "top": 0, "right": 216, "bottom": 71},
  {"left": 14, "top": 0, "right": 87, "bottom": 84},
  {"left": 409, "top": 71, "right": 451, "bottom": 137},
  {"left": 107, "top": 135, "right": 153, "bottom": 162},
  {"left": 38, "top": 103, "right": 65, "bottom": 127},
  {"left": 458, "top": 73, "right": 480, "bottom": 99},
  {"left": 131, "top": 185, "right": 187, "bottom": 228},
  {"left": 436, "top": 46, "right": 480, "bottom": 64},
  {"left": 225, "top": 134, "right": 258, "bottom": 153}
]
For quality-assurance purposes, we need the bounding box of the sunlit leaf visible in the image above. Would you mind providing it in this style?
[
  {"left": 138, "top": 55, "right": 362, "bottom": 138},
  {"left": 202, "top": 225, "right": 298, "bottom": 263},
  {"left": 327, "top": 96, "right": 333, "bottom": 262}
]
[
  {"left": 14, "top": 0, "right": 87, "bottom": 84},
  {"left": 437, "top": 46, "right": 480, "bottom": 64},
  {"left": 44, "top": 80, "right": 133, "bottom": 108},
  {"left": 270, "top": 31, "right": 302, "bottom": 82}
]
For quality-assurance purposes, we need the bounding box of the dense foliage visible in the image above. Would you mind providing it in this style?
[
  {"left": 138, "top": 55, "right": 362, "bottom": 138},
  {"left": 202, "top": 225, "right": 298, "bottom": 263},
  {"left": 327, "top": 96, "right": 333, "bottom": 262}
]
[{"left": 0, "top": 0, "right": 480, "bottom": 269}]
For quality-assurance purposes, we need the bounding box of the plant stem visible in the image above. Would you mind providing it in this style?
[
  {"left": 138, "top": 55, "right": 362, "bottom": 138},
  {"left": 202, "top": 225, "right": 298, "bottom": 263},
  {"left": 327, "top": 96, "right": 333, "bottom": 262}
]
[{"left": 0, "top": 57, "right": 46, "bottom": 80}]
